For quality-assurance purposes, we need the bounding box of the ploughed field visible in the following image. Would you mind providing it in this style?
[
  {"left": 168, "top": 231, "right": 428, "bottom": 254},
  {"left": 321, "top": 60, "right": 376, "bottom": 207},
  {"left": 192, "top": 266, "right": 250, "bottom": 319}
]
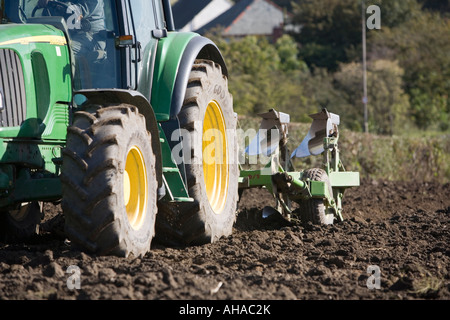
[{"left": 0, "top": 179, "right": 448, "bottom": 300}]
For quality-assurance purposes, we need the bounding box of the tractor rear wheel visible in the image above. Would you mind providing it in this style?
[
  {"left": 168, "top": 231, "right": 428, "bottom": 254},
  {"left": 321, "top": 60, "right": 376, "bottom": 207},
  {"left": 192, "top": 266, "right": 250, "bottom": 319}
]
[
  {"left": 61, "top": 104, "right": 158, "bottom": 257},
  {"left": 156, "top": 59, "right": 239, "bottom": 246},
  {"left": 0, "top": 202, "right": 43, "bottom": 241},
  {"left": 300, "top": 168, "right": 335, "bottom": 225}
]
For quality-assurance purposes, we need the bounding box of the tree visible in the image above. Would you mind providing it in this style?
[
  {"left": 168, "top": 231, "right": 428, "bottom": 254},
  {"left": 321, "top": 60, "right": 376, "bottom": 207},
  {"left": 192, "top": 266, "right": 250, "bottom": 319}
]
[
  {"left": 420, "top": 0, "right": 450, "bottom": 14},
  {"left": 370, "top": 9, "right": 450, "bottom": 130},
  {"left": 369, "top": 0, "right": 422, "bottom": 28},
  {"left": 275, "top": 34, "right": 307, "bottom": 73},
  {"left": 334, "top": 60, "right": 410, "bottom": 135},
  {"left": 290, "top": 0, "right": 361, "bottom": 71},
  {"left": 208, "top": 33, "right": 320, "bottom": 120}
]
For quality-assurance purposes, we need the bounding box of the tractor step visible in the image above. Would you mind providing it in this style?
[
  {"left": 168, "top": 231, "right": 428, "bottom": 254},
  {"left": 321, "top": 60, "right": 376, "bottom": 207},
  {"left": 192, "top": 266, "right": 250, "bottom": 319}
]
[
  {"left": 171, "top": 197, "right": 194, "bottom": 202},
  {"left": 158, "top": 126, "right": 191, "bottom": 202}
]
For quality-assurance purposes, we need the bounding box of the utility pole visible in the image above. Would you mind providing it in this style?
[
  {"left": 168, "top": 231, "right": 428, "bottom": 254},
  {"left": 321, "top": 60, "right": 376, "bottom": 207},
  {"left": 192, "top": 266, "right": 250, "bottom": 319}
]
[{"left": 362, "top": 0, "right": 369, "bottom": 133}]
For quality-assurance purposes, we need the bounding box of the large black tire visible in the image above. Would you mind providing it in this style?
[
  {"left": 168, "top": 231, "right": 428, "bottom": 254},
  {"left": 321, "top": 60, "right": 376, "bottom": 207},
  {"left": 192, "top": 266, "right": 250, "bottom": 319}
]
[
  {"left": 156, "top": 59, "right": 239, "bottom": 246},
  {"left": 61, "top": 104, "right": 158, "bottom": 257},
  {"left": 0, "top": 202, "right": 43, "bottom": 241},
  {"left": 300, "top": 168, "right": 335, "bottom": 225}
]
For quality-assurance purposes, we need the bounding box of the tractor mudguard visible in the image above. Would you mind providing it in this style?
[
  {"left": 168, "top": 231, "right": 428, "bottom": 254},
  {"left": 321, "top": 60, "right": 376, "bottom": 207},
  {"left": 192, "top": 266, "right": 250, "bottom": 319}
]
[
  {"left": 151, "top": 32, "right": 228, "bottom": 121},
  {"left": 75, "top": 89, "right": 163, "bottom": 189}
]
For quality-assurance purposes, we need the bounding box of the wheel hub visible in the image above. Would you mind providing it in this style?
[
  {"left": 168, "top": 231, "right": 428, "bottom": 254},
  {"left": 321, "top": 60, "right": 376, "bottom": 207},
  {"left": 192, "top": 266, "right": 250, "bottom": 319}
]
[
  {"left": 202, "top": 100, "right": 229, "bottom": 214},
  {"left": 124, "top": 146, "right": 148, "bottom": 230}
]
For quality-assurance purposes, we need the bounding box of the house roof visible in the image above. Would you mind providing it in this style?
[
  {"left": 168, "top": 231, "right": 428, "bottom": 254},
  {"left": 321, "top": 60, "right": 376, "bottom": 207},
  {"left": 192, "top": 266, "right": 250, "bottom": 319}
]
[
  {"left": 172, "top": 0, "right": 215, "bottom": 30},
  {"left": 196, "top": 0, "right": 285, "bottom": 36}
]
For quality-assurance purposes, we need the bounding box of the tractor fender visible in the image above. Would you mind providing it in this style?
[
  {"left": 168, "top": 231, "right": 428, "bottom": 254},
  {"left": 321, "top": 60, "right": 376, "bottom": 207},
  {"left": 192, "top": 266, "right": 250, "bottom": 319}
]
[
  {"left": 151, "top": 32, "right": 228, "bottom": 121},
  {"left": 75, "top": 89, "right": 163, "bottom": 188}
]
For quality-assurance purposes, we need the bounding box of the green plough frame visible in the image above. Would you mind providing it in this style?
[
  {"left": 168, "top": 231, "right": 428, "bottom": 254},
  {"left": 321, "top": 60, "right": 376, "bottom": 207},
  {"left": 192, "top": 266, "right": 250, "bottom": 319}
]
[{"left": 238, "top": 110, "right": 360, "bottom": 223}]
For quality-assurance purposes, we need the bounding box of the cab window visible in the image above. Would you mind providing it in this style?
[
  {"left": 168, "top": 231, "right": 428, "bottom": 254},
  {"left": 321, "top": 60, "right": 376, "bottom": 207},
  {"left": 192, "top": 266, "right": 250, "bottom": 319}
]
[{"left": 2, "top": 0, "right": 122, "bottom": 90}]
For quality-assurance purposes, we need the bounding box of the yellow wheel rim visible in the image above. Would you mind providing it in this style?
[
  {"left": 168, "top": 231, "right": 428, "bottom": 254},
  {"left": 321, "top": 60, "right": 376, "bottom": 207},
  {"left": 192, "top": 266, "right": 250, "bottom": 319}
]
[
  {"left": 202, "top": 100, "right": 229, "bottom": 214},
  {"left": 124, "top": 146, "right": 148, "bottom": 230}
]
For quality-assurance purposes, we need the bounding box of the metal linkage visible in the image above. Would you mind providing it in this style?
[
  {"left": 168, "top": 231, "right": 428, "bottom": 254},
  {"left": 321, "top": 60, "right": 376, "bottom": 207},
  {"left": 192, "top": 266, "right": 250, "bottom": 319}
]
[{"left": 239, "top": 108, "right": 360, "bottom": 224}]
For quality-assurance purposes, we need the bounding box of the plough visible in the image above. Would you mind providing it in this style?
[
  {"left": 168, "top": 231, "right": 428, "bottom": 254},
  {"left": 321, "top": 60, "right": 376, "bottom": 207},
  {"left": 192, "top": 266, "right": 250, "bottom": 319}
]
[{"left": 238, "top": 108, "right": 360, "bottom": 225}]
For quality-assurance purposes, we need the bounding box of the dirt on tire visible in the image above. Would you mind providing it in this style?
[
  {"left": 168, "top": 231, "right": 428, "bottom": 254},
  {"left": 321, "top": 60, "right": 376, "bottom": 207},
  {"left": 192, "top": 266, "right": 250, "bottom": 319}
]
[{"left": 0, "top": 179, "right": 448, "bottom": 300}]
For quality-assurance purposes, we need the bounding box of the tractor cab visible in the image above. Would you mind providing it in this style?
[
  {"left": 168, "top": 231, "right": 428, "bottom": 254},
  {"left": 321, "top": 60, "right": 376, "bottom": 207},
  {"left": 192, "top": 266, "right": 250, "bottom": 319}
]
[{"left": 1, "top": 0, "right": 170, "bottom": 93}]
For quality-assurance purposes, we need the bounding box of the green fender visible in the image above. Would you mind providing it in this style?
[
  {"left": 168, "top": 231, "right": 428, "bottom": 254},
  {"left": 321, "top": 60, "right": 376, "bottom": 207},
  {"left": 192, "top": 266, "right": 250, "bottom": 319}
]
[{"left": 151, "top": 32, "right": 228, "bottom": 122}]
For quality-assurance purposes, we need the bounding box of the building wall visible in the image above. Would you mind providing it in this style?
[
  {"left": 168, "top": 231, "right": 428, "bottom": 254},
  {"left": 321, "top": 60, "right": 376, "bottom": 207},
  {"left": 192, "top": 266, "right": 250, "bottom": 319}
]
[
  {"left": 180, "top": 0, "right": 233, "bottom": 32},
  {"left": 225, "top": 0, "right": 284, "bottom": 36}
]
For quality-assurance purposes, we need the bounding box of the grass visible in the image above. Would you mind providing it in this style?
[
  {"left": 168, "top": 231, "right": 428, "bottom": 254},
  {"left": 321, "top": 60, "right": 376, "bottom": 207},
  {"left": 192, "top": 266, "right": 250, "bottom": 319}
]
[{"left": 412, "top": 276, "right": 443, "bottom": 298}]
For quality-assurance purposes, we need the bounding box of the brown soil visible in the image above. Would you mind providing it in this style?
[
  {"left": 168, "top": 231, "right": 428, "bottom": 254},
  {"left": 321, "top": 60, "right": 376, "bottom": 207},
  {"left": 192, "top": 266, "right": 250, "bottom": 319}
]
[{"left": 0, "top": 179, "right": 449, "bottom": 300}]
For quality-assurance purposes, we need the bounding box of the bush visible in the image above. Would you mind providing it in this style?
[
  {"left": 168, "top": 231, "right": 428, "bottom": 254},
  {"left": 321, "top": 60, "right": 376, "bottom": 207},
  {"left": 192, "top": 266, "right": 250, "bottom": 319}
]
[{"left": 333, "top": 59, "right": 411, "bottom": 135}]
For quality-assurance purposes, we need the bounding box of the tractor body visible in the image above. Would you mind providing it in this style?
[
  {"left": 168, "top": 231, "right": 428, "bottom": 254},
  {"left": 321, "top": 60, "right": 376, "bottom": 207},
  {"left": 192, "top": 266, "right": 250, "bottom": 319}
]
[
  {"left": 0, "top": 1, "right": 359, "bottom": 256},
  {"left": 0, "top": 0, "right": 238, "bottom": 256}
]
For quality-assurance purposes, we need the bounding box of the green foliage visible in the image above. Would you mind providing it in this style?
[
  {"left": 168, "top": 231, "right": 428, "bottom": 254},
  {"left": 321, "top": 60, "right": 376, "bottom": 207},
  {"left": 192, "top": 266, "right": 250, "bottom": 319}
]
[
  {"left": 370, "top": 8, "right": 450, "bottom": 130},
  {"left": 419, "top": 0, "right": 450, "bottom": 14},
  {"left": 275, "top": 34, "right": 305, "bottom": 73},
  {"left": 369, "top": 0, "right": 422, "bottom": 28},
  {"left": 337, "top": 130, "right": 450, "bottom": 183},
  {"left": 206, "top": 0, "right": 449, "bottom": 135},
  {"left": 216, "top": 35, "right": 282, "bottom": 115},
  {"left": 409, "top": 89, "right": 449, "bottom": 131},
  {"left": 207, "top": 32, "right": 322, "bottom": 120},
  {"left": 290, "top": 0, "right": 423, "bottom": 71},
  {"left": 291, "top": 0, "right": 362, "bottom": 71},
  {"left": 333, "top": 59, "right": 411, "bottom": 135}
]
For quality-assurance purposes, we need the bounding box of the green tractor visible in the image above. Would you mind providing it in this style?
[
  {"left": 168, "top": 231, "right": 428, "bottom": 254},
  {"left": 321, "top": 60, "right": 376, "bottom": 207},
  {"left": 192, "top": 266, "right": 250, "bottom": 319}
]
[
  {"left": 0, "top": 0, "right": 239, "bottom": 257},
  {"left": 0, "top": 0, "right": 359, "bottom": 258}
]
